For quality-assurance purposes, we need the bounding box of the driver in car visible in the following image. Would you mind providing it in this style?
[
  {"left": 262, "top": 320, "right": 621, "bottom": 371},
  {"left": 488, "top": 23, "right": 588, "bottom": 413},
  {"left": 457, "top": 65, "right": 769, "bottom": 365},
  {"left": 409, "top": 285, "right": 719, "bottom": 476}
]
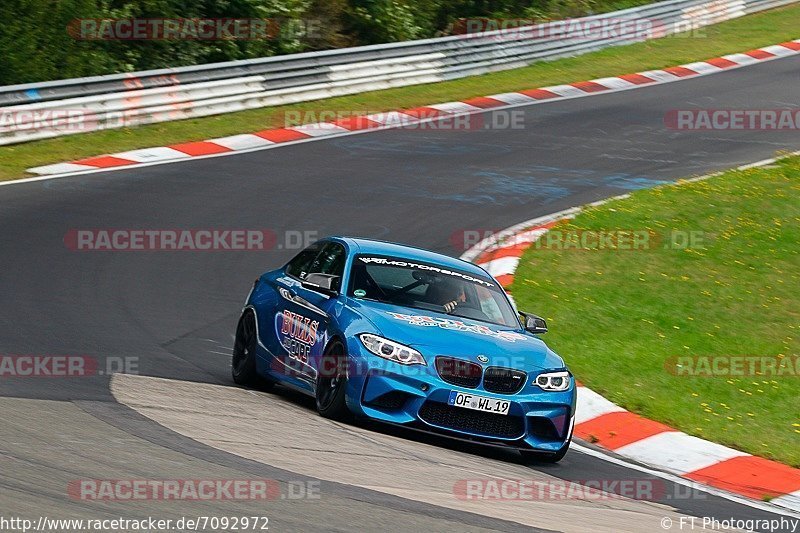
[{"left": 434, "top": 279, "right": 467, "bottom": 313}]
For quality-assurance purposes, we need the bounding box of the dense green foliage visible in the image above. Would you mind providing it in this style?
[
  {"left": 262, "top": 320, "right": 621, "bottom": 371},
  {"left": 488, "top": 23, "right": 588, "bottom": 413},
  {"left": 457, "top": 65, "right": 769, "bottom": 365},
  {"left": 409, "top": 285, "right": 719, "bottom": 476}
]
[{"left": 0, "top": 0, "right": 653, "bottom": 85}]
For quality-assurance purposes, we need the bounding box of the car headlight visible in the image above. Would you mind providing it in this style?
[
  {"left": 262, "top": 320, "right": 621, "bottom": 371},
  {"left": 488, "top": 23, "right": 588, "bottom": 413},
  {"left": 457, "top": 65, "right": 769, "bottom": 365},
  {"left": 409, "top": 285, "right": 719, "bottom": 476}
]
[
  {"left": 534, "top": 371, "right": 571, "bottom": 392},
  {"left": 359, "top": 334, "right": 426, "bottom": 366}
]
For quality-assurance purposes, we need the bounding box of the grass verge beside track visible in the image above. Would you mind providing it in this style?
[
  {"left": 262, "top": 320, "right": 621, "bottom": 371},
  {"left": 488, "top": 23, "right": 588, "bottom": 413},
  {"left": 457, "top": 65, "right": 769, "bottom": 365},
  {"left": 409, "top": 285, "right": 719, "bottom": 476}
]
[
  {"left": 512, "top": 156, "right": 800, "bottom": 466},
  {"left": 1, "top": 3, "right": 800, "bottom": 181}
]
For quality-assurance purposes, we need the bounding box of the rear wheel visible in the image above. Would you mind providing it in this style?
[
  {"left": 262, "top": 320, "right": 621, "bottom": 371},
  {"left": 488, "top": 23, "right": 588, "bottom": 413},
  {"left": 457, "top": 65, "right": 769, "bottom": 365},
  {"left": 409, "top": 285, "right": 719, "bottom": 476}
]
[
  {"left": 315, "top": 340, "right": 351, "bottom": 421},
  {"left": 232, "top": 312, "right": 272, "bottom": 389}
]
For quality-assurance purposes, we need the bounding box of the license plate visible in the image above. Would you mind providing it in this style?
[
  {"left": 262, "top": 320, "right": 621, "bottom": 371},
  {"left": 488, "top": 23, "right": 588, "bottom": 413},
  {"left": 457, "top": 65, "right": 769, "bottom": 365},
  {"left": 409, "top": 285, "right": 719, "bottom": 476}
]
[{"left": 448, "top": 391, "right": 510, "bottom": 415}]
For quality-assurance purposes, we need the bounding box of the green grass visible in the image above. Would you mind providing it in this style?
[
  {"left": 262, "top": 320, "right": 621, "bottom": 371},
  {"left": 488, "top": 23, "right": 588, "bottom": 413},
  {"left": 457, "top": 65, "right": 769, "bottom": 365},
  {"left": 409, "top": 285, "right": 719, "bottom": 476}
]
[
  {"left": 1, "top": 3, "right": 800, "bottom": 181},
  {"left": 512, "top": 157, "right": 800, "bottom": 466}
]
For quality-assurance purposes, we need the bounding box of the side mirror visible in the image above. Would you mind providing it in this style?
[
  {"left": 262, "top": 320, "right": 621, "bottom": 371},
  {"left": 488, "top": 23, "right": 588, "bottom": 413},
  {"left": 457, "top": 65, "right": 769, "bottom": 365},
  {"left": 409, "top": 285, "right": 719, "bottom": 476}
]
[
  {"left": 520, "top": 312, "right": 548, "bottom": 334},
  {"left": 301, "top": 273, "right": 340, "bottom": 297}
]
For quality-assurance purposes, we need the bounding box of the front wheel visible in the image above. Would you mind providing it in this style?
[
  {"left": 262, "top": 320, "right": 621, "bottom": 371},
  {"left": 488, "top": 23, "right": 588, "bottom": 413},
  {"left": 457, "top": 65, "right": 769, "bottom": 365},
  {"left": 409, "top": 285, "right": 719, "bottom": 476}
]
[
  {"left": 315, "top": 340, "right": 351, "bottom": 421},
  {"left": 232, "top": 312, "right": 272, "bottom": 389}
]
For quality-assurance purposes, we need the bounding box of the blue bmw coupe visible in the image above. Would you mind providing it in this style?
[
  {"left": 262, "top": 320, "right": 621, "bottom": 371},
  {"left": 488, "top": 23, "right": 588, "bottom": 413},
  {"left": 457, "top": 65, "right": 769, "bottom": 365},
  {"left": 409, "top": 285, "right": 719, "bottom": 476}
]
[{"left": 233, "top": 237, "right": 576, "bottom": 462}]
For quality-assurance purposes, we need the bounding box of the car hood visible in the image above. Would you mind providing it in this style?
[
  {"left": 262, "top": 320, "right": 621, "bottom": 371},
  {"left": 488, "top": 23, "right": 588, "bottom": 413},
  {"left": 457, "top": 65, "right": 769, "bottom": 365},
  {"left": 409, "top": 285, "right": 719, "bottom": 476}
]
[{"left": 348, "top": 299, "right": 565, "bottom": 371}]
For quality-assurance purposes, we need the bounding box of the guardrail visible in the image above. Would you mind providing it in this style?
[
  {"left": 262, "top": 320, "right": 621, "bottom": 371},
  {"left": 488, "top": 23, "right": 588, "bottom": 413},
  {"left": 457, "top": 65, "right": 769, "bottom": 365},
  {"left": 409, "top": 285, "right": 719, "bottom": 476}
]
[{"left": 0, "top": 0, "right": 794, "bottom": 145}]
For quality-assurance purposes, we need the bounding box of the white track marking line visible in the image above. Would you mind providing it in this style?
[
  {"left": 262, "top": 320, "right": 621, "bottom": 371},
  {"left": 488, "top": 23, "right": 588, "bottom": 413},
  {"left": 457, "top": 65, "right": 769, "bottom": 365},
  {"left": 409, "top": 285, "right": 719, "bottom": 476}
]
[
  {"left": 26, "top": 162, "right": 98, "bottom": 175},
  {"left": 572, "top": 443, "right": 800, "bottom": 518},
  {"left": 681, "top": 62, "right": 724, "bottom": 75},
  {"left": 637, "top": 69, "right": 682, "bottom": 83},
  {"left": 761, "top": 44, "right": 796, "bottom": 57},
  {"left": 542, "top": 84, "right": 592, "bottom": 98},
  {"left": 112, "top": 147, "right": 191, "bottom": 162},
  {"left": 363, "top": 111, "right": 417, "bottom": 125},
  {"left": 773, "top": 491, "right": 800, "bottom": 513},
  {"left": 426, "top": 102, "right": 483, "bottom": 114},
  {"left": 211, "top": 134, "right": 274, "bottom": 150},
  {"left": 487, "top": 92, "right": 538, "bottom": 104},
  {"left": 590, "top": 77, "right": 637, "bottom": 90},
  {"left": 613, "top": 432, "right": 750, "bottom": 475},
  {"left": 288, "top": 123, "right": 351, "bottom": 137},
  {"left": 721, "top": 53, "right": 761, "bottom": 66}
]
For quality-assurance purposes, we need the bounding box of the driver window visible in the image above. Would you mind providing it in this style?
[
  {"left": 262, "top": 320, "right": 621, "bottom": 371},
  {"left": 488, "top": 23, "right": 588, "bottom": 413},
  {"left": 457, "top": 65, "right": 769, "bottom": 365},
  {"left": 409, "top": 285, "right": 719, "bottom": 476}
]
[
  {"left": 286, "top": 243, "right": 322, "bottom": 280},
  {"left": 307, "top": 243, "right": 346, "bottom": 290}
]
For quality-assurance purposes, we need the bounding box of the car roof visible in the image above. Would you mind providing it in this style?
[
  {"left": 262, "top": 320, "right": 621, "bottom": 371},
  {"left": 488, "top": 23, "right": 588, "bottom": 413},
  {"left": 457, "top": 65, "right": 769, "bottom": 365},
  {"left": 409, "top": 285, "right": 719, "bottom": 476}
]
[{"left": 335, "top": 236, "right": 490, "bottom": 279}]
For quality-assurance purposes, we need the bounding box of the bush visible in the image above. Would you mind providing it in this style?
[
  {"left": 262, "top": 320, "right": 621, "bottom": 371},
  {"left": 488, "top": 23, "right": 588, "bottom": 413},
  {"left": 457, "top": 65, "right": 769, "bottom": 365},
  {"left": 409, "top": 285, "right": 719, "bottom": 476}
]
[{"left": 0, "top": 0, "right": 656, "bottom": 85}]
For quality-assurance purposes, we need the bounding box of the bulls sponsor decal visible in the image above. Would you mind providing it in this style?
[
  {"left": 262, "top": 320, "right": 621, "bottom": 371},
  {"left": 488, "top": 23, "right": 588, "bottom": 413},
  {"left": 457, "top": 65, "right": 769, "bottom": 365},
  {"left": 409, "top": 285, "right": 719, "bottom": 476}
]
[{"left": 278, "top": 310, "right": 319, "bottom": 363}]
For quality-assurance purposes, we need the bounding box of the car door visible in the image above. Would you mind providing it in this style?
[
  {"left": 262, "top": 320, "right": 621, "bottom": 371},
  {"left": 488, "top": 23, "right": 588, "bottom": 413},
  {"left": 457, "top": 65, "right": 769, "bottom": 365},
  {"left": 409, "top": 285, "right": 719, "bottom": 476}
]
[
  {"left": 255, "top": 241, "right": 321, "bottom": 373},
  {"left": 274, "top": 241, "right": 346, "bottom": 389}
]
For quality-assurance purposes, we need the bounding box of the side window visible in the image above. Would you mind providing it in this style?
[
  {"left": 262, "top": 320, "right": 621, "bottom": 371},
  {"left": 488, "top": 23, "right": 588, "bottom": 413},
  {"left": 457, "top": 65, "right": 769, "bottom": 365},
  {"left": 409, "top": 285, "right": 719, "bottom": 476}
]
[
  {"left": 285, "top": 243, "right": 323, "bottom": 280},
  {"left": 307, "top": 242, "right": 346, "bottom": 290}
]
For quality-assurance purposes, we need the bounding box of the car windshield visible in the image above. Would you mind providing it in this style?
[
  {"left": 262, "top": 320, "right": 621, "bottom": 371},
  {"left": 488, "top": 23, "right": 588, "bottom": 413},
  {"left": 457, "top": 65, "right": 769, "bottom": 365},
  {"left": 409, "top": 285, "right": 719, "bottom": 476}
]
[{"left": 348, "top": 255, "right": 520, "bottom": 328}]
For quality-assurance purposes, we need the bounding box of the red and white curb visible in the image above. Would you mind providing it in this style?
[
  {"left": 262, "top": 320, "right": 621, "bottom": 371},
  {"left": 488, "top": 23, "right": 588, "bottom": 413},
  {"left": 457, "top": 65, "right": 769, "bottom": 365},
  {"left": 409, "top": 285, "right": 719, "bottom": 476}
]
[
  {"left": 27, "top": 39, "right": 800, "bottom": 177},
  {"left": 461, "top": 200, "right": 800, "bottom": 513}
]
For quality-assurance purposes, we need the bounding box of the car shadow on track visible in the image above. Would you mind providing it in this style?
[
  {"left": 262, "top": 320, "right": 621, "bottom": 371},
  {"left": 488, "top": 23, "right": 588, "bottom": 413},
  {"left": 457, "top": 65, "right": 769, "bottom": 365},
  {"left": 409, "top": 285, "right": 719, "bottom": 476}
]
[{"left": 246, "top": 381, "right": 565, "bottom": 469}]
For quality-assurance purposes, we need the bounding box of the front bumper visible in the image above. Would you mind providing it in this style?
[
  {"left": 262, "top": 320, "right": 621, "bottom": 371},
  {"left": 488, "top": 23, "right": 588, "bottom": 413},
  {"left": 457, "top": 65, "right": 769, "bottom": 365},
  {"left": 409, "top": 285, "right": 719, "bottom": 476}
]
[{"left": 343, "top": 347, "right": 576, "bottom": 453}]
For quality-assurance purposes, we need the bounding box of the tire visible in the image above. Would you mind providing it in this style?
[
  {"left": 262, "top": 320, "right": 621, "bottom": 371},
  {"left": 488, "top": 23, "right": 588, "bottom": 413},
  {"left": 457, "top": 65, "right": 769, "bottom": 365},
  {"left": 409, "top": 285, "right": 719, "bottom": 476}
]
[
  {"left": 520, "top": 440, "right": 570, "bottom": 464},
  {"left": 315, "top": 340, "right": 351, "bottom": 421},
  {"left": 232, "top": 312, "right": 272, "bottom": 389}
]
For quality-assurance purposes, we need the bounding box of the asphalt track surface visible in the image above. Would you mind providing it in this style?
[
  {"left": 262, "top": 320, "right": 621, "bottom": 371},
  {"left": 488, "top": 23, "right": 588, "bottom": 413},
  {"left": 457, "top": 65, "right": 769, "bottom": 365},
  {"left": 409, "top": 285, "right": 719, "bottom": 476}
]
[{"left": 1, "top": 54, "right": 799, "bottom": 532}]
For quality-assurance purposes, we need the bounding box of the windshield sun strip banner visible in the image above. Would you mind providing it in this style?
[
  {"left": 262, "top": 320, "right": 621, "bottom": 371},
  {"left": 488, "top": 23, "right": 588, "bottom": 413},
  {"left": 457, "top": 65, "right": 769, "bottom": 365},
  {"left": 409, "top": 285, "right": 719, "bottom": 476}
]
[{"left": 357, "top": 256, "right": 496, "bottom": 289}]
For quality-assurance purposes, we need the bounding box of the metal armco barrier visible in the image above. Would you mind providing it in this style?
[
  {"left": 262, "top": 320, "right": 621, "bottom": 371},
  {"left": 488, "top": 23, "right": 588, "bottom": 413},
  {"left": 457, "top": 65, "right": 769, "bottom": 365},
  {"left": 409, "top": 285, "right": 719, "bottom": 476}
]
[{"left": 0, "top": 0, "right": 794, "bottom": 145}]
